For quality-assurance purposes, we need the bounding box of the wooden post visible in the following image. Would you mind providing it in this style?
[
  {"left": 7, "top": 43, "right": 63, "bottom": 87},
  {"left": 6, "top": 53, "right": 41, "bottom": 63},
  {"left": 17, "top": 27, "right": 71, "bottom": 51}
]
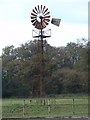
[
  {"left": 73, "top": 98, "right": 75, "bottom": 115},
  {"left": 30, "top": 99, "right": 32, "bottom": 104},
  {"left": 23, "top": 99, "right": 25, "bottom": 117},
  {"left": 44, "top": 99, "right": 45, "bottom": 105},
  {"left": 48, "top": 105, "right": 50, "bottom": 113},
  {"left": 48, "top": 99, "right": 51, "bottom": 114}
]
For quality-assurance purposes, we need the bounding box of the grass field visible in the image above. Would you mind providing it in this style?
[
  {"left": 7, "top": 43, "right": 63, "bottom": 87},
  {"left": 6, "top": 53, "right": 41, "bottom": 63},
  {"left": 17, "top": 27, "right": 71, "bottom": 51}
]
[{"left": 2, "top": 96, "right": 89, "bottom": 118}]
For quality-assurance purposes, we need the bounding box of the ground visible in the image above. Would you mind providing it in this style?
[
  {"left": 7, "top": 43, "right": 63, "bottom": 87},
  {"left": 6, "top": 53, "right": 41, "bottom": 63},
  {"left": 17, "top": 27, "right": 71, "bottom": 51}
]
[{"left": 1, "top": 117, "right": 89, "bottom": 120}]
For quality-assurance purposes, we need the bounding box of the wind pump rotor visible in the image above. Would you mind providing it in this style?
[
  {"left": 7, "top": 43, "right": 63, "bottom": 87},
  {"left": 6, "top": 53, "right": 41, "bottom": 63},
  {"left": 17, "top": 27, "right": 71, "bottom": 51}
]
[{"left": 31, "top": 5, "right": 50, "bottom": 29}]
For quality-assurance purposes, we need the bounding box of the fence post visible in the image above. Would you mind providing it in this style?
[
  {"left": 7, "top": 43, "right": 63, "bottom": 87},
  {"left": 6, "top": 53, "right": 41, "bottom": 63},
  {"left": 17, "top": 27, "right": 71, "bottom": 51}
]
[
  {"left": 30, "top": 99, "right": 32, "bottom": 104},
  {"left": 73, "top": 98, "right": 75, "bottom": 115},
  {"left": 48, "top": 99, "right": 51, "bottom": 114},
  {"left": 23, "top": 99, "right": 25, "bottom": 117}
]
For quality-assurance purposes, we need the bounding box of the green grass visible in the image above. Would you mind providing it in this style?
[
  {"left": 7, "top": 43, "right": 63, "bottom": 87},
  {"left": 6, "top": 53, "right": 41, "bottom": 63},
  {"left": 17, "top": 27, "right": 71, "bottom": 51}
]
[{"left": 2, "top": 97, "right": 89, "bottom": 118}]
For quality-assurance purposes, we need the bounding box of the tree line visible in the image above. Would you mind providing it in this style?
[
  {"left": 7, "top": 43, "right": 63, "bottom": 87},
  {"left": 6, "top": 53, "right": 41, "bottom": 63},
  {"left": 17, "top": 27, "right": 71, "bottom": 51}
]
[{"left": 2, "top": 38, "right": 89, "bottom": 98}]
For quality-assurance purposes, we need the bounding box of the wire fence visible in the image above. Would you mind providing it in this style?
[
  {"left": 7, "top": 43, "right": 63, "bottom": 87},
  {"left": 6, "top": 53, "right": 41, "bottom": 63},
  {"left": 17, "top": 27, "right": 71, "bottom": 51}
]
[{"left": 1, "top": 98, "right": 89, "bottom": 118}]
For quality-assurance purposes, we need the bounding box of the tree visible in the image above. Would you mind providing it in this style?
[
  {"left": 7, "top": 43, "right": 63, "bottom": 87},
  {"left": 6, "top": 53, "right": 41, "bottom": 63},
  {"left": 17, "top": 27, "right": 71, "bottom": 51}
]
[{"left": 1, "top": 38, "right": 88, "bottom": 98}]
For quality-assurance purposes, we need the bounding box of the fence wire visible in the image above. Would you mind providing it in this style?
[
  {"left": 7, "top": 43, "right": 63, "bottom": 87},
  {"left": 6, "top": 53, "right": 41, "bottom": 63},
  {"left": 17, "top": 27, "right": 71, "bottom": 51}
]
[{"left": 1, "top": 98, "right": 88, "bottom": 118}]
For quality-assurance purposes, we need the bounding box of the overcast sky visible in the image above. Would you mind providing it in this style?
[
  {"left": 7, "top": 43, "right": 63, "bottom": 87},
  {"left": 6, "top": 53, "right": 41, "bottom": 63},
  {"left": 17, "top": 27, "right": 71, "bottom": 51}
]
[{"left": 0, "top": 0, "right": 89, "bottom": 55}]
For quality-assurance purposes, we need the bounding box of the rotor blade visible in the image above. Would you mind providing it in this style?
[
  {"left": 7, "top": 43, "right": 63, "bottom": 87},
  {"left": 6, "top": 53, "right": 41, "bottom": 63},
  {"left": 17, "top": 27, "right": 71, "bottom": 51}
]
[
  {"left": 32, "top": 22, "right": 36, "bottom": 26},
  {"left": 31, "top": 13, "right": 37, "bottom": 17},
  {"left": 31, "top": 19, "right": 37, "bottom": 23},
  {"left": 42, "top": 22, "right": 46, "bottom": 28},
  {"left": 32, "top": 20, "right": 37, "bottom": 26},
  {"left": 43, "top": 20, "right": 48, "bottom": 25},
  {"left": 31, "top": 16, "right": 36, "bottom": 19},
  {"left": 43, "top": 8, "right": 48, "bottom": 14},
  {"left": 43, "top": 6, "right": 46, "bottom": 13},
  {"left": 32, "top": 9, "right": 37, "bottom": 14},
  {"left": 44, "top": 16, "right": 50, "bottom": 19},
  {"left": 38, "top": 5, "right": 40, "bottom": 13},
  {"left": 35, "top": 22, "right": 40, "bottom": 29},
  {"left": 44, "top": 11, "right": 50, "bottom": 16},
  {"left": 35, "top": 7, "right": 38, "bottom": 13},
  {"left": 41, "top": 5, "right": 43, "bottom": 11},
  {"left": 44, "top": 19, "right": 50, "bottom": 22}
]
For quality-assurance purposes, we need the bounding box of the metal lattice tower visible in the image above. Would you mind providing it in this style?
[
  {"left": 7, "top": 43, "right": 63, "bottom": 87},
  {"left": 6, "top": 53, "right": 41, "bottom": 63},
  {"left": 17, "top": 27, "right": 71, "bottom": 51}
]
[
  {"left": 31, "top": 5, "right": 61, "bottom": 97},
  {"left": 31, "top": 5, "right": 51, "bottom": 97}
]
